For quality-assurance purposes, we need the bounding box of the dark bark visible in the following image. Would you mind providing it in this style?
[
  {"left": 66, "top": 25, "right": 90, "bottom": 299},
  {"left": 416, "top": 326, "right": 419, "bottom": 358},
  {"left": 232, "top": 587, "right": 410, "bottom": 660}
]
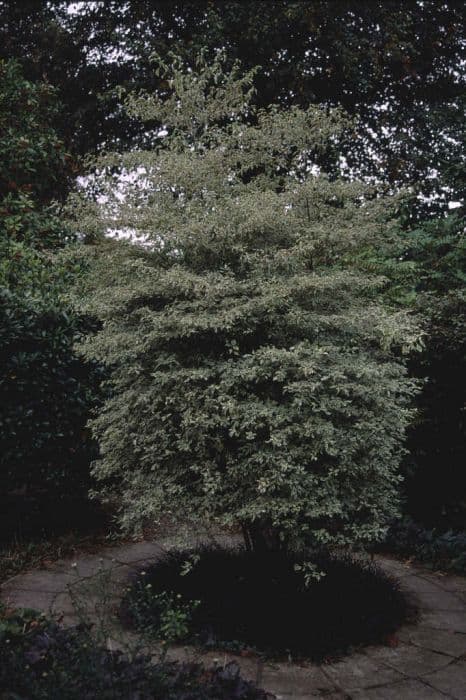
[{"left": 241, "top": 520, "right": 283, "bottom": 552}]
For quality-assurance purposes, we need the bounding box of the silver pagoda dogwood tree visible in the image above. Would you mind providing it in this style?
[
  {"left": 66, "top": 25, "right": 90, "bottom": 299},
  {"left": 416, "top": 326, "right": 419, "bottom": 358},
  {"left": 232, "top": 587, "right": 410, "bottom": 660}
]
[{"left": 77, "top": 53, "right": 420, "bottom": 553}]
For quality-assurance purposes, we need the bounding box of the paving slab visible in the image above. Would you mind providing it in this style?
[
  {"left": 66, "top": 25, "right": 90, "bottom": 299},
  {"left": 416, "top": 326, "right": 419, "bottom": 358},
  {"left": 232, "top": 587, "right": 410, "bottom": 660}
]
[
  {"left": 352, "top": 678, "right": 450, "bottom": 699},
  {"left": 374, "top": 556, "right": 415, "bottom": 579},
  {"left": 51, "top": 553, "right": 126, "bottom": 576},
  {"left": 274, "top": 695, "right": 343, "bottom": 700},
  {"left": 397, "top": 625, "right": 466, "bottom": 658},
  {"left": 399, "top": 575, "right": 447, "bottom": 597},
  {"left": 420, "top": 609, "right": 466, "bottom": 634},
  {"left": 417, "top": 590, "right": 466, "bottom": 612},
  {"left": 420, "top": 573, "right": 466, "bottom": 596},
  {"left": 1, "top": 586, "right": 50, "bottom": 611},
  {"left": 1, "top": 588, "right": 75, "bottom": 617},
  {"left": 99, "top": 540, "right": 165, "bottom": 567},
  {"left": 49, "top": 593, "right": 76, "bottom": 618},
  {"left": 424, "top": 659, "right": 466, "bottom": 699},
  {"left": 323, "top": 653, "right": 404, "bottom": 692},
  {"left": 308, "top": 695, "right": 348, "bottom": 700},
  {"left": 365, "top": 642, "right": 451, "bottom": 676},
  {"left": 259, "top": 662, "right": 337, "bottom": 696},
  {"left": 1, "top": 569, "right": 74, "bottom": 596}
]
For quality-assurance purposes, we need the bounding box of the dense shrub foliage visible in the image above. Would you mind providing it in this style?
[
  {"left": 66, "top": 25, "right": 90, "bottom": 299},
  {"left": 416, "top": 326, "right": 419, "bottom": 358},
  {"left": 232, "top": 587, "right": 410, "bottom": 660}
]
[
  {"left": 0, "top": 60, "right": 72, "bottom": 211},
  {"left": 348, "top": 210, "right": 466, "bottom": 531},
  {"left": 0, "top": 60, "right": 99, "bottom": 506},
  {"left": 77, "top": 55, "right": 420, "bottom": 552},
  {"left": 121, "top": 547, "right": 416, "bottom": 660},
  {"left": 0, "top": 606, "right": 269, "bottom": 699},
  {"left": 0, "top": 244, "right": 99, "bottom": 499},
  {"left": 380, "top": 518, "right": 466, "bottom": 574},
  {"left": 403, "top": 216, "right": 466, "bottom": 529}
]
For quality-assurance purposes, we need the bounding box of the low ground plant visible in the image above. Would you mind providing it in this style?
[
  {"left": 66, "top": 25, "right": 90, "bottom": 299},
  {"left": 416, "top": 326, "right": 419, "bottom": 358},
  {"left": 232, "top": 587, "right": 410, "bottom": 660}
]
[
  {"left": 0, "top": 605, "right": 270, "bottom": 699},
  {"left": 380, "top": 518, "right": 466, "bottom": 574}
]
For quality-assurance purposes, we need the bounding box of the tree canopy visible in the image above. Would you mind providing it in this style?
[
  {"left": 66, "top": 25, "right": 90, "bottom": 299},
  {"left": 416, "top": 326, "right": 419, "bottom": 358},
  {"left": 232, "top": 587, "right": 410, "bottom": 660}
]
[{"left": 78, "top": 55, "right": 420, "bottom": 552}]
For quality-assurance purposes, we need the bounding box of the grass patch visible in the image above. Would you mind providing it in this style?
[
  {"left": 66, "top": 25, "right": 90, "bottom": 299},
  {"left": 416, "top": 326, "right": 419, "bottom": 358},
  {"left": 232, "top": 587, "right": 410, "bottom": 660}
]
[{"left": 121, "top": 547, "right": 417, "bottom": 661}]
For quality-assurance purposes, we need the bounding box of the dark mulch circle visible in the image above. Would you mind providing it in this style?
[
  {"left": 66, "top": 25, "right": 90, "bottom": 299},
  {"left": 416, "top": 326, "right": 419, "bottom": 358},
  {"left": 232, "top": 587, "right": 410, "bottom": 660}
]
[{"left": 120, "top": 547, "right": 418, "bottom": 661}]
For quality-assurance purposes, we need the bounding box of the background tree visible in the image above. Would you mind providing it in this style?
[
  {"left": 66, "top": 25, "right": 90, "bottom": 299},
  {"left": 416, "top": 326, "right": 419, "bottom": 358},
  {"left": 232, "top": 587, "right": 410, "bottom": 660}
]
[
  {"left": 403, "top": 215, "right": 466, "bottom": 529},
  {"left": 0, "top": 61, "right": 99, "bottom": 532},
  {"left": 0, "top": 1, "right": 463, "bottom": 213},
  {"left": 78, "top": 55, "right": 419, "bottom": 552},
  {"left": 348, "top": 207, "right": 466, "bottom": 530}
]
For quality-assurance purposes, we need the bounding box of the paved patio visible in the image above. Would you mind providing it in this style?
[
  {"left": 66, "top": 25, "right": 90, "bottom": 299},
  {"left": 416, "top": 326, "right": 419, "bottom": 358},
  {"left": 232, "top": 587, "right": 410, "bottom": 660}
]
[{"left": 1, "top": 540, "right": 465, "bottom": 699}]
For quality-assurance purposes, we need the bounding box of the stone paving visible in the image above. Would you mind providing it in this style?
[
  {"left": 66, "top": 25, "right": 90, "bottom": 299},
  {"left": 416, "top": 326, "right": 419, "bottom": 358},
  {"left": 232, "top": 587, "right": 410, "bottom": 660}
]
[{"left": 1, "top": 540, "right": 465, "bottom": 699}]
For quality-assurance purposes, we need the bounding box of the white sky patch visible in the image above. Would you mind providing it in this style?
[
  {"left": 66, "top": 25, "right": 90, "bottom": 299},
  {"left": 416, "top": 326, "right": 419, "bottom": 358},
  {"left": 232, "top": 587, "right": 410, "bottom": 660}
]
[
  {"left": 67, "top": 2, "right": 98, "bottom": 15},
  {"left": 107, "top": 227, "right": 153, "bottom": 248}
]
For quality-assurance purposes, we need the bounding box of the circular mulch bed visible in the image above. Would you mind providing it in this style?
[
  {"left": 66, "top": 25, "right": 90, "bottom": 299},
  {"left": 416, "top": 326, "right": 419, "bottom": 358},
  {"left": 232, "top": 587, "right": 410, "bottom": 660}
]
[{"left": 120, "top": 547, "right": 417, "bottom": 661}]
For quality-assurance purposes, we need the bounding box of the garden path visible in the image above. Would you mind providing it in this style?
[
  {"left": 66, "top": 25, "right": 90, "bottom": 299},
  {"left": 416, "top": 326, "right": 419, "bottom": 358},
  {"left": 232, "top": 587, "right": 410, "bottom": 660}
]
[{"left": 1, "top": 538, "right": 465, "bottom": 699}]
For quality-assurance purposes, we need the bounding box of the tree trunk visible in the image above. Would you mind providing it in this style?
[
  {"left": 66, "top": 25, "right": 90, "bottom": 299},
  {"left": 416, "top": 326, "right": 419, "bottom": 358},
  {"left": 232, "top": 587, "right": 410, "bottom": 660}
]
[{"left": 241, "top": 520, "right": 282, "bottom": 552}]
